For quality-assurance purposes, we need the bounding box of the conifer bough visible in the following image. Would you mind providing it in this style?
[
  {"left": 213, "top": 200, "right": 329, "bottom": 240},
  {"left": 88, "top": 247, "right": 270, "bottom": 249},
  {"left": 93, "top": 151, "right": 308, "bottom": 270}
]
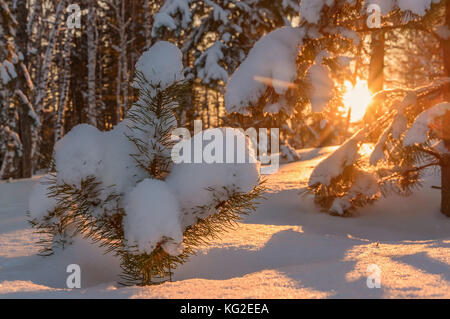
[{"left": 28, "top": 42, "right": 265, "bottom": 286}]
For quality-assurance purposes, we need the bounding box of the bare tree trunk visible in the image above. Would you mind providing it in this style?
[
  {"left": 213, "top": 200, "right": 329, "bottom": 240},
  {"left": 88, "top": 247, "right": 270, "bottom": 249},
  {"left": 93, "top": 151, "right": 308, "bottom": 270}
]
[
  {"left": 32, "top": 0, "right": 65, "bottom": 172},
  {"left": 144, "top": 0, "right": 152, "bottom": 48},
  {"left": 35, "top": 0, "right": 65, "bottom": 114},
  {"left": 442, "top": 155, "right": 450, "bottom": 217},
  {"left": 120, "top": 0, "right": 129, "bottom": 115},
  {"left": 55, "top": 29, "right": 72, "bottom": 143},
  {"left": 108, "top": 0, "right": 130, "bottom": 123},
  {"left": 441, "top": 0, "right": 450, "bottom": 217},
  {"left": 368, "top": 30, "right": 385, "bottom": 94},
  {"left": 443, "top": 0, "right": 450, "bottom": 100},
  {"left": 16, "top": 0, "right": 32, "bottom": 178},
  {"left": 87, "top": 1, "right": 97, "bottom": 126}
]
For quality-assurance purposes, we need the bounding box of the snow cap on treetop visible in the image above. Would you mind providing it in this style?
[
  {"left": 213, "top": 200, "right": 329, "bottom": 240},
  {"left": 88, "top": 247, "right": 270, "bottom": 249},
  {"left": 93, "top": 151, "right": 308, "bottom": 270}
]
[{"left": 134, "top": 41, "right": 184, "bottom": 92}]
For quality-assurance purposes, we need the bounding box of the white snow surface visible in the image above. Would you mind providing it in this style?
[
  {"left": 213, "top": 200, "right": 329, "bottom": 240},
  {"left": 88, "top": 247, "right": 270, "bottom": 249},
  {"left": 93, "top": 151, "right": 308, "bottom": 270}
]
[
  {"left": 330, "top": 170, "right": 379, "bottom": 216},
  {"left": 0, "top": 60, "right": 17, "bottom": 84},
  {"left": 298, "top": 0, "right": 435, "bottom": 24},
  {"left": 1, "top": 147, "right": 449, "bottom": 298}
]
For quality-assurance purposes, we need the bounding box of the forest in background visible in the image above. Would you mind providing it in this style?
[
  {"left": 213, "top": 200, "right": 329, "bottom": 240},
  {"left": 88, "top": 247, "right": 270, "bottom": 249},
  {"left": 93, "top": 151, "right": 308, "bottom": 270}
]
[{"left": 0, "top": 0, "right": 448, "bottom": 180}]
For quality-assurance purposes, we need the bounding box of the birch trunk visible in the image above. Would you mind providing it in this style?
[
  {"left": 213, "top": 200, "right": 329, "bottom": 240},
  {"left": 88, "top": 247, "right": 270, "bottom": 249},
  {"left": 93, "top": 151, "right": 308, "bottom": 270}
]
[
  {"left": 55, "top": 29, "right": 72, "bottom": 143},
  {"left": 87, "top": 1, "right": 97, "bottom": 126},
  {"left": 368, "top": 30, "right": 385, "bottom": 94}
]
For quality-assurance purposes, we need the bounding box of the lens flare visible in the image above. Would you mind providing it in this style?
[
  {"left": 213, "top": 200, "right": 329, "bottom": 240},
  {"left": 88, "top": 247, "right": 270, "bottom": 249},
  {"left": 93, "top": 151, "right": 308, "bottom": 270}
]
[{"left": 342, "top": 80, "right": 373, "bottom": 123}]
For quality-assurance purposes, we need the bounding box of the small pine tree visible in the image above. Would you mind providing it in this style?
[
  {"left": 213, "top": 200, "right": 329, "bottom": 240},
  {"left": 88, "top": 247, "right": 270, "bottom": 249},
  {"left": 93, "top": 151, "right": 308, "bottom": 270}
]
[{"left": 28, "top": 42, "right": 265, "bottom": 286}]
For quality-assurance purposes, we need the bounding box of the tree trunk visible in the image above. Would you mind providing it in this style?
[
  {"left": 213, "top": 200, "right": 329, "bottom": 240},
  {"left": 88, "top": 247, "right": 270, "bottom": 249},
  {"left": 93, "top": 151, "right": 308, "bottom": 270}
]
[
  {"left": 368, "top": 30, "right": 385, "bottom": 94},
  {"left": 55, "top": 29, "right": 72, "bottom": 143},
  {"left": 441, "top": 1, "right": 450, "bottom": 217},
  {"left": 443, "top": 0, "right": 450, "bottom": 100},
  {"left": 16, "top": 0, "right": 32, "bottom": 178},
  {"left": 442, "top": 155, "right": 450, "bottom": 217},
  {"left": 87, "top": 1, "right": 97, "bottom": 126}
]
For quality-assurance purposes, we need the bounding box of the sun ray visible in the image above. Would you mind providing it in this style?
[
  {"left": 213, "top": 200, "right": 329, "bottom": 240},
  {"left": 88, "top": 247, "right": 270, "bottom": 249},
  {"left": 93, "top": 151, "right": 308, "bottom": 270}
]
[{"left": 342, "top": 80, "right": 373, "bottom": 123}]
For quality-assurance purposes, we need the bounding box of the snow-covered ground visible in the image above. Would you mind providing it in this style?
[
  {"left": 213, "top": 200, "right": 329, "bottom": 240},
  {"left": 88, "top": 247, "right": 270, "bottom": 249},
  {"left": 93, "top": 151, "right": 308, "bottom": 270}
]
[{"left": 0, "top": 147, "right": 449, "bottom": 298}]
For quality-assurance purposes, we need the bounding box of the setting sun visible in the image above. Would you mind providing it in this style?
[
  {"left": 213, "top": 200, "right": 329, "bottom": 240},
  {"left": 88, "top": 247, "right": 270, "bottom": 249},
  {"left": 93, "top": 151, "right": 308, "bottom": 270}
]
[{"left": 342, "top": 80, "right": 373, "bottom": 122}]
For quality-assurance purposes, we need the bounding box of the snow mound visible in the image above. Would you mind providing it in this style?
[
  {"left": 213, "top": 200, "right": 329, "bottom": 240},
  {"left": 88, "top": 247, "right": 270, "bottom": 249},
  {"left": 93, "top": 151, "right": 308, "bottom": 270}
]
[
  {"left": 54, "top": 124, "right": 104, "bottom": 187},
  {"left": 124, "top": 179, "right": 183, "bottom": 255},
  {"left": 28, "top": 176, "right": 57, "bottom": 219},
  {"left": 167, "top": 128, "right": 260, "bottom": 227},
  {"left": 133, "top": 41, "right": 184, "bottom": 95},
  {"left": 309, "top": 131, "right": 363, "bottom": 186},
  {"left": 54, "top": 122, "right": 146, "bottom": 200}
]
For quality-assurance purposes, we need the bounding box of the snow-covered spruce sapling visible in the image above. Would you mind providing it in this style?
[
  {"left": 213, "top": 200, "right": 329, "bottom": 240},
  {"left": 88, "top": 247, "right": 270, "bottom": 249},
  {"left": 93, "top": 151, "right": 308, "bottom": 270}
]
[
  {"left": 308, "top": 80, "right": 450, "bottom": 217},
  {"left": 28, "top": 41, "right": 265, "bottom": 286}
]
